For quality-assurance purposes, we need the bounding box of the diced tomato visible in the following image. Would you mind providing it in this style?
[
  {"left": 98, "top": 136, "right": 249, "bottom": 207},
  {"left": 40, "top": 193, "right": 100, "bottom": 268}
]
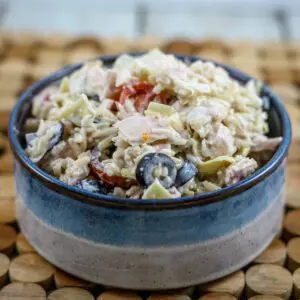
[
  {"left": 114, "top": 80, "right": 170, "bottom": 113},
  {"left": 131, "top": 81, "right": 153, "bottom": 93},
  {"left": 158, "top": 91, "right": 169, "bottom": 104},
  {"left": 90, "top": 147, "right": 137, "bottom": 189},
  {"left": 90, "top": 164, "right": 137, "bottom": 189},
  {"left": 108, "top": 86, "right": 122, "bottom": 101},
  {"left": 134, "top": 92, "right": 155, "bottom": 113},
  {"left": 119, "top": 86, "right": 134, "bottom": 105},
  {"left": 110, "top": 101, "right": 118, "bottom": 112}
]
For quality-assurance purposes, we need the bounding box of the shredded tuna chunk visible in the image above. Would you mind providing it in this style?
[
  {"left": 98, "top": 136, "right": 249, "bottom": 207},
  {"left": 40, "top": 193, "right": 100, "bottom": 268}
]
[
  {"left": 114, "top": 115, "right": 187, "bottom": 146},
  {"left": 251, "top": 135, "right": 283, "bottom": 152},
  {"left": 69, "top": 61, "right": 116, "bottom": 100},
  {"left": 224, "top": 157, "right": 258, "bottom": 186},
  {"left": 201, "top": 124, "right": 237, "bottom": 159},
  {"left": 51, "top": 151, "right": 91, "bottom": 185}
]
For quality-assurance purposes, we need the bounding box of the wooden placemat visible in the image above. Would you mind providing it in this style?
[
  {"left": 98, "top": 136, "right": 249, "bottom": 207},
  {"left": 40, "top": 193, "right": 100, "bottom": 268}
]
[{"left": 0, "top": 32, "right": 300, "bottom": 299}]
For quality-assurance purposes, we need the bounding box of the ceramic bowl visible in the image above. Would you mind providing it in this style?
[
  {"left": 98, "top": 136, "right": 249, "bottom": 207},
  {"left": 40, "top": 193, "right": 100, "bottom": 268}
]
[{"left": 8, "top": 54, "right": 291, "bottom": 290}]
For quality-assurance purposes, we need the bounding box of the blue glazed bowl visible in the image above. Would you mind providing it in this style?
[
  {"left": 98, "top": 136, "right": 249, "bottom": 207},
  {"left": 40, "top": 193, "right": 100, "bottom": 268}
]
[{"left": 8, "top": 54, "right": 291, "bottom": 290}]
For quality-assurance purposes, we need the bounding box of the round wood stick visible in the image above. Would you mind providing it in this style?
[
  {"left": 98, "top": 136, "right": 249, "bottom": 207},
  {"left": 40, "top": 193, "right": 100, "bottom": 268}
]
[
  {"left": 0, "top": 224, "right": 16, "bottom": 255},
  {"left": 287, "top": 237, "right": 300, "bottom": 272},
  {"left": 169, "top": 287, "right": 195, "bottom": 298},
  {"left": 0, "top": 175, "right": 15, "bottom": 198},
  {"left": 0, "top": 253, "right": 9, "bottom": 288},
  {"left": 254, "top": 239, "right": 286, "bottom": 266},
  {"left": 198, "top": 292, "right": 237, "bottom": 300},
  {"left": 9, "top": 253, "right": 55, "bottom": 290},
  {"left": 48, "top": 287, "right": 94, "bottom": 300},
  {"left": 16, "top": 233, "right": 36, "bottom": 254},
  {"left": 131, "top": 37, "right": 165, "bottom": 52},
  {"left": 97, "top": 290, "right": 142, "bottom": 299},
  {"left": 54, "top": 269, "right": 95, "bottom": 290},
  {"left": 0, "top": 197, "right": 15, "bottom": 224},
  {"left": 284, "top": 209, "right": 300, "bottom": 240},
  {"left": 248, "top": 296, "right": 284, "bottom": 300},
  {"left": 294, "top": 268, "right": 300, "bottom": 299},
  {"left": 147, "top": 287, "right": 195, "bottom": 299},
  {"left": 0, "top": 145, "right": 13, "bottom": 175},
  {"left": 164, "top": 40, "right": 195, "bottom": 54},
  {"left": 147, "top": 295, "right": 191, "bottom": 300},
  {"left": 198, "top": 271, "right": 245, "bottom": 298},
  {"left": 292, "top": 267, "right": 300, "bottom": 299},
  {"left": 246, "top": 264, "right": 292, "bottom": 299},
  {"left": 0, "top": 282, "right": 46, "bottom": 300}
]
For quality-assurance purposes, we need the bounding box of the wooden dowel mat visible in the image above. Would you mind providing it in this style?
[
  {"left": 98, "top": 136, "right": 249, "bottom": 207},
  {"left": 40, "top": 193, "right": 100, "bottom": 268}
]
[{"left": 0, "top": 31, "right": 300, "bottom": 299}]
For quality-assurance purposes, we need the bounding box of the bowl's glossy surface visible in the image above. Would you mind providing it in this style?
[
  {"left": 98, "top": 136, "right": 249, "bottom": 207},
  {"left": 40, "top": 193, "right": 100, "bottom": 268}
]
[{"left": 9, "top": 54, "right": 291, "bottom": 290}]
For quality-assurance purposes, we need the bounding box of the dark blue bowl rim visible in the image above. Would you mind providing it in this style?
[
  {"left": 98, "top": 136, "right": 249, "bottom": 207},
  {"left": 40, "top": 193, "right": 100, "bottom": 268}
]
[{"left": 8, "top": 53, "right": 292, "bottom": 210}]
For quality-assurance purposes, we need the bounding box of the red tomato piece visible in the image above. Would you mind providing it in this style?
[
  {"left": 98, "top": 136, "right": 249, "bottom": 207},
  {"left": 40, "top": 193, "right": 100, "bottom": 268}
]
[
  {"left": 119, "top": 86, "right": 135, "bottom": 105},
  {"left": 134, "top": 92, "right": 156, "bottom": 113},
  {"left": 131, "top": 81, "right": 153, "bottom": 93},
  {"left": 90, "top": 164, "right": 137, "bottom": 189},
  {"left": 112, "top": 80, "right": 170, "bottom": 112},
  {"left": 90, "top": 148, "right": 137, "bottom": 189}
]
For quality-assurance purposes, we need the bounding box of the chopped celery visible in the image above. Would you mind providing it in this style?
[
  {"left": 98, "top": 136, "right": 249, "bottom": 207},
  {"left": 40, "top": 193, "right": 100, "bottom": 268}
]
[{"left": 142, "top": 179, "right": 172, "bottom": 199}]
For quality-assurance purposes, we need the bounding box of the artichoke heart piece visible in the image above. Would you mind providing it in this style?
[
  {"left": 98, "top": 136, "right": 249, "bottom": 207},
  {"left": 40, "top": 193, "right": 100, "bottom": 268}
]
[
  {"left": 198, "top": 156, "right": 235, "bottom": 176},
  {"left": 142, "top": 179, "right": 172, "bottom": 199},
  {"left": 145, "top": 102, "right": 176, "bottom": 117}
]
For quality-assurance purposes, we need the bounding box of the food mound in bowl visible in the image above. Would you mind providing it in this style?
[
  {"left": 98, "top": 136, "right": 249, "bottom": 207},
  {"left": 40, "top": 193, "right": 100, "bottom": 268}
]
[{"left": 24, "top": 49, "right": 282, "bottom": 199}]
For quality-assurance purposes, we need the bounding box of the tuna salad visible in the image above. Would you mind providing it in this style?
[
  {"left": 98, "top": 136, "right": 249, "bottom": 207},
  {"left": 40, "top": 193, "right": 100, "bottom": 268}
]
[{"left": 23, "top": 49, "right": 282, "bottom": 199}]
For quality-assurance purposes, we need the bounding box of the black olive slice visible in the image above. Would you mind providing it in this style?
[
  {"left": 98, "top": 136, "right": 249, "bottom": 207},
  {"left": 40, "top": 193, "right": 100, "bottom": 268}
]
[
  {"left": 27, "top": 122, "right": 64, "bottom": 163},
  {"left": 47, "top": 122, "right": 64, "bottom": 152},
  {"left": 136, "top": 153, "right": 177, "bottom": 189},
  {"left": 175, "top": 161, "right": 198, "bottom": 187},
  {"left": 74, "top": 179, "right": 108, "bottom": 194},
  {"left": 87, "top": 93, "right": 100, "bottom": 102}
]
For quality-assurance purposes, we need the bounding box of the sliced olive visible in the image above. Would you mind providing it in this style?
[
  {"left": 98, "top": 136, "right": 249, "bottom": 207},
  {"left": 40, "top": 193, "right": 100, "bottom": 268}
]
[
  {"left": 136, "top": 153, "right": 177, "bottom": 189},
  {"left": 175, "top": 161, "right": 198, "bottom": 187},
  {"left": 27, "top": 122, "right": 64, "bottom": 163},
  {"left": 87, "top": 93, "right": 100, "bottom": 102},
  {"left": 262, "top": 95, "right": 270, "bottom": 111},
  {"left": 47, "top": 122, "right": 64, "bottom": 152},
  {"left": 74, "top": 179, "right": 108, "bottom": 194}
]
